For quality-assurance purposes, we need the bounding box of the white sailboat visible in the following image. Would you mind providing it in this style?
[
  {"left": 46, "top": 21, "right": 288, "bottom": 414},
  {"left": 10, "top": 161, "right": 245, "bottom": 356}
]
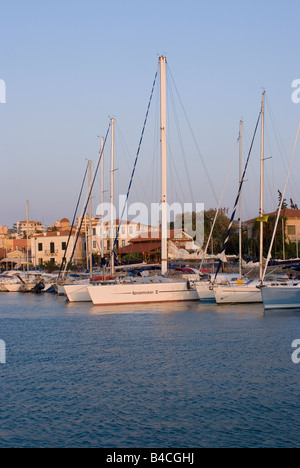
[
  {"left": 64, "top": 158, "right": 99, "bottom": 302},
  {"left": 214, "top": 92, "right": 266, "bottom": 304},
  {"left": 0, "top": 271, "right": 55, "bottom": 293},
  {"left": 87, "top": 57, "right": 199, "bottom": 306},
  {"left": 64, "top": 137, "right": 112, "bottom": 302},
  {"left": 195, "top": 273, "right": 241, "bottom": 300},
  {"left": 260, "top": 122, "right": 300, "bottom": 310},
  {"left": 196, "top": 121, "right": 245, "bottom": 301}
]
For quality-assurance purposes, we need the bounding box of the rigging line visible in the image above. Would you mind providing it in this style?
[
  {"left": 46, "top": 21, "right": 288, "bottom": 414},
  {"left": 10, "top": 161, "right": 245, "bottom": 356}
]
[
  {"left": 115, "top": 121, "right": 152, "bottom": 206},
  {"left": 214, "top": 107, "right": 262, "bottom": 282},
  {"left": 109, "top": 64, "right": 159, "bottom": 265},
  {"left": 200, "top": 138, "right": 239, "bottom": 270},
  {"left": 166, "top": 71, "right": 195, "bottom": 205},
  {"left": 262, "top": 121, "right": 300, "bottom": 282},
  {"left": 266, "top": 96, "right": 298, "bottom": 199},
  {"left": 264, "top": 123, "right": 277, "bottom": 211},
  {"left": 58, "top": 161, "right": 89, "bottom": 278},
  {"left": 64, "top": 122, "right": 111, "bottom": 277},
  {"left": 167, "top": 67, "right": 219, "bottom": 206}
]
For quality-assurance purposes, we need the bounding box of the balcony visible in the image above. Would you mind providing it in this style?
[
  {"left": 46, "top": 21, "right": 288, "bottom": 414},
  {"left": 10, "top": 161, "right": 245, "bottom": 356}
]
[{"left": 44, "top": 249, "right": 59, "bottom": 256}]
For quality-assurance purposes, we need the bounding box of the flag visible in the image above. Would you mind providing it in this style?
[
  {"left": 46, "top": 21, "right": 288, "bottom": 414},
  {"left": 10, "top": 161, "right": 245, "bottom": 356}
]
[{"left": 256, "top": 215, "right": 269, "bottom": 223}]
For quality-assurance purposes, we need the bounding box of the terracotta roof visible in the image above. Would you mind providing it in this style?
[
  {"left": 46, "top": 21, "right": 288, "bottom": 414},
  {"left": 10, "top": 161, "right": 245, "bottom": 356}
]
[
  {"left": 34, "top": 229, "right": 77, "bottom": 238},
  {"left": 129, "top": 229, "right": 193, "bottom": 243},
  {"left": 117, "top": 241, "right": 161, "bottom": 254}
]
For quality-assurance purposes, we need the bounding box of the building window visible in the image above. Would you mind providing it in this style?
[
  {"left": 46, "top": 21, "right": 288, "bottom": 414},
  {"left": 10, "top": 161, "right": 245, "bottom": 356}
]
[
  {"left": 50, "top": 242, "right": 55, "bottom": 254},
  {"left": 62, "top": 242, "right": 67, "bottom": 251},
  {"left": 122, "top": 240, "right": 125, "bottom": 247},
  {"left": 39, "top": 258, "right": 43, "bottom": 266},
  {"left": 129, "top": 226, "right": 133, "bottom": 235},
  {"left": 38, "top": 243, "right": 43, "bottom": 252},
  {"left": 93, "top": 228, "right": 96, "bottom": 235},
  {"left": 121, "top": 227, "right": 125, "bottom": 235},
  {"left": 50, "top": 258, "right": 55, "bottom": 265},
  {"left": 93, "top": 241, "right": 97, "bottom": 249},
  {"left": 288, "top": 225, "right": 296, "bottom": 236}
]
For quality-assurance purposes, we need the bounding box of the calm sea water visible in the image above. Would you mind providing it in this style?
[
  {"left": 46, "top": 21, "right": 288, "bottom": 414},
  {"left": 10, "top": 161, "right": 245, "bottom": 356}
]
[{"left": 0, "top": 293, "right": 300, "bottom": 448}]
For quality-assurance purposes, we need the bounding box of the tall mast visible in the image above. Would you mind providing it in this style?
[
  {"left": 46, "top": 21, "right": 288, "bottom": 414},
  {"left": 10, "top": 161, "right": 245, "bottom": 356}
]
[
  {"left": 110, "top": 118, "right": 115, "bottom": 276},
  {"left": 88, "top": 160, "right": 93, "bottom": 279},
  {"left": 160, "top": 56, "right": 168, "bottom": 276},
  {"left": 239, "top": 120, "right": 243, "bottom": 280},
  {"left": 100, "top": 137, "right": 104, "bottom": 260},
  {"left": 259, "top": 91, "right": 265, "bottom": 282},
  {"left": 26, "top": 200, "right": 29, "bottom": 276}
]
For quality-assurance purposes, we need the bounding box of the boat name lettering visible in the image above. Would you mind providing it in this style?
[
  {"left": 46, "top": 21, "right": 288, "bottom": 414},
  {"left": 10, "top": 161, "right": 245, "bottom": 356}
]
[
  {"left": 132, "top": 290, "right": 154, "bottom": 295},
  {"left": 292, "top": 79, "right": 300, "bottom": 104}
]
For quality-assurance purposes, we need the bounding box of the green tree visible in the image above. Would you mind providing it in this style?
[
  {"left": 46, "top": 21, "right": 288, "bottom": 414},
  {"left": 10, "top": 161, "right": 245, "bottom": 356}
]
[
  {"left": 173, "top": 208, "right": 239, "bottom": 255},
  {"left": 278, "top": 190, "right": 287, "bottom": 209}
]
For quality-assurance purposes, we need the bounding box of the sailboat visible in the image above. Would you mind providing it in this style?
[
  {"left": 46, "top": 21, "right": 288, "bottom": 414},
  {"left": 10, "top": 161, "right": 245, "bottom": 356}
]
[
  {"left": 64, "top": 132, "right": 114, "bottom": 302},
  {"left": 195, "top": 121, "right": 245, "bottom": 301},
  {"left": 63, "top": 160, "right": 94, "bottom": 302},
  {"left": 260, "top": 123, "right": 300, "bottom": 310},
  {"left": 87, "top": 57, "right": 199, "bottom": 306},
  {"left": 214, "top": 92, "right": 267, "bottom": 304}
]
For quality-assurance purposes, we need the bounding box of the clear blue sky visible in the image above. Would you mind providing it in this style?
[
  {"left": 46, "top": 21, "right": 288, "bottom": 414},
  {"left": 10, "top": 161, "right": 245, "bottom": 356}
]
[{"left": 1, "top": 0, "right": 300, "bottom": 228}]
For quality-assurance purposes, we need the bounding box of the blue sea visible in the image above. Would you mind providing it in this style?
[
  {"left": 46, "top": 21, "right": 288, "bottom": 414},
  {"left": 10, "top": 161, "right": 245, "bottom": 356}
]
[{"left": 0, "top": 293, "right": 300, "bottom": 448}]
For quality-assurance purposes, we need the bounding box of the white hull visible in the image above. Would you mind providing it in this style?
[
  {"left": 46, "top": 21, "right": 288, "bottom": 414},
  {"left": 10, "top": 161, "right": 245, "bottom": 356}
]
[
  {"left": 87, "top": 280, "right": 200, "bottom": 306},
  {"left": 5, "top": 283, "right": 23, "bottom": 292},
  {"left": 195, "top": 274, "right": 243, "bottom": 301},
  {"left": 64, "top": 283, "right": 91, "bottom": 302},
  {"left": 261, "top": 285, "right": 300, "bottom": 310},
  {"left": 195, "top": 281, "right": 215, "bottom": 300},
  {"left": 214, "top": 284, "right": 262, "bottom": 304}
]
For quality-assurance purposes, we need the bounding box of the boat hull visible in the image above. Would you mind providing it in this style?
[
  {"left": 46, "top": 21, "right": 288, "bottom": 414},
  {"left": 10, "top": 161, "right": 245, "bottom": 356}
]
[
  {"left": 195, "top": 282, "right": 215, "bottom": 300},
  {"left": 261, "top": 285, "right": 300, "bottom": 310},
  {"left": 214, "top": 285, "right": 262, "bottom": 304},
  {"left": 87, "top": 281, "right": 200, "bottom": 306},
  {"left": 5, "top": 283, "right": 23, "bottom": 292},
  {"left": 64, "top": 284, "right": 91, "bottom": 302}
]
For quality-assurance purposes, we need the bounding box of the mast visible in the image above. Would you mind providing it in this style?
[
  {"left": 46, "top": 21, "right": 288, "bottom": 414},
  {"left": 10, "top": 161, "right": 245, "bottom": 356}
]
[
  {"left": 84, "top": 214, "right": 89, "bottom": 270},
  {"left": 26, "top": 200, "right": 29, "bottom": 276},
  {"left": 110, "top": 118, "right": 115, "bottom": 275},
  {"left": 88, "top": 160, "right": 93, "bottom": 279},
  {"left": 160, "top": 56, "right": 168, "bottom": 275},
  {"left": 259, "top": 91, "right": 265, "bottom": 282},
  {"left": 239, "top": 120, "right": 243, "bottom": 279},
  {"left": 100, "top": 137, "right": 104, "bottom": 260}
]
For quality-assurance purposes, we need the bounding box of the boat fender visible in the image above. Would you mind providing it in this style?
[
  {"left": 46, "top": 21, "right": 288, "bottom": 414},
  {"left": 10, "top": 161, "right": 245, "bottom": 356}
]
[{"left": 186, "top": 280, "right": 191, "bottom": 290}]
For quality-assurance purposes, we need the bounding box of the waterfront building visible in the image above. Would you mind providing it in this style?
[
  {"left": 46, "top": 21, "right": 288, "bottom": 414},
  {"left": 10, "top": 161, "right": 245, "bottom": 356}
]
[
  {"left": 245, "top": 208, "right": 300, "bottom": 257},
  {"left": 31, "top": 230, "right": 85, "bottom": 268},
  {"left": 14, "top": 220, "right": 46, "bottom": 237}
]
